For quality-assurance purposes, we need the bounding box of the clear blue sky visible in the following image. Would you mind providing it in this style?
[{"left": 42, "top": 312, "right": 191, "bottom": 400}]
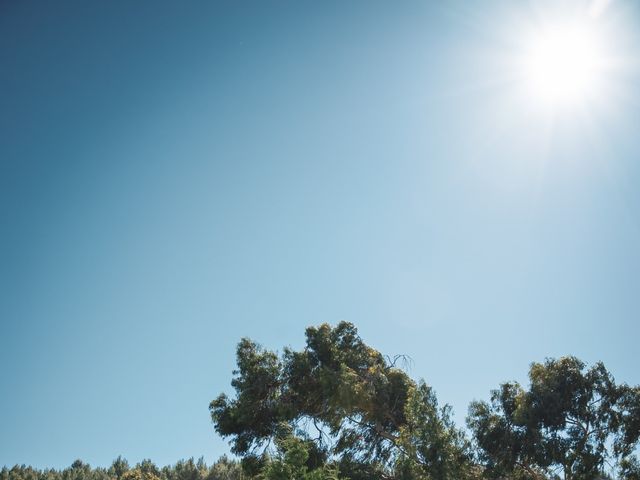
[{"left": 1, "top": 0, "right": 639, "bottom": 470}]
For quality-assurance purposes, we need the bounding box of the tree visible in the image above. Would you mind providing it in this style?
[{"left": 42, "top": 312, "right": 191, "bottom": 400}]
[
  {"left": 109, "top": 457, "right": 130, "bottom": 480},
  {"left": 121, "top": 467, "right": 161, "bottom": 480},
  {"left": 206, "top": 456, "right": 243, "bottom": 480},
  {"left": 616, "top": 386, "right": 640, "bottom": 480},
  {"left": 210, "top": 321, "right": 473, "bottom": 480},
  {"left": 136, "top": 461, "right": 161, "bottom": 479},
  {"left": 163, "top": 458, "right": 202, "bottom": 480},
  {"left": 260, "top": 435, "right": 341, "bottom": 480},
  {"left": 467, "top": 356, "right": 639, "bottom": 480},
  {"left": 62, "top": 461, "right": 92, "bottom": 480},
  {"left": 396, "top": 382, "right": 477, "bottom": 480}
]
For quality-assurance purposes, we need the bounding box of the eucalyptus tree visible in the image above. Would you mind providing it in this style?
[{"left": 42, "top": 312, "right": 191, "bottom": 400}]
[
  {"left": 210, "top": 322, "right": 473, "bottom": 480},
  {"left": 467, "top": 356, "right": 640, "bottom": 480}
]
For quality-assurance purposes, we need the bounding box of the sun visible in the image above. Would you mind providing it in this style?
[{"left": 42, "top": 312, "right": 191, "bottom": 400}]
[{"left": 523, "top": 21, "right": 606, "bottom": 107}]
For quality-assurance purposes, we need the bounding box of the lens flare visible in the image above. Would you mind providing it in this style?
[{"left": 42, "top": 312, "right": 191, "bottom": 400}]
[{"left": 524, "top": 22, "right": 606, "bottom": 106}]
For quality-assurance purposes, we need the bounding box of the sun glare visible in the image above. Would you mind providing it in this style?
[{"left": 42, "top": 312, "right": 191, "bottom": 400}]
[{"left": 523, "top": 21, "right": 607, "bottom": 107}]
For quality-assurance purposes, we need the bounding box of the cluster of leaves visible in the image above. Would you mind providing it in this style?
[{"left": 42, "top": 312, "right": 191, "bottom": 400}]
[
  {"left": 210, "top": 322, "right": 476, "bottom": 480},
  {"left": 1, "top": 457, "right": 242, "bottom": 480},
  {"left": 467, "top": 357, "right": 640, "bottom": 480},
  {"left": 212, "top": 322, "right": 640, "bottom": 480}
]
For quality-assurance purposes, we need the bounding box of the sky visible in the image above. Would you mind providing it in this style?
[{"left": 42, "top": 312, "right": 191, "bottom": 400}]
[{"left": 1, "top": 0, "right": 639, "bottom": 470}]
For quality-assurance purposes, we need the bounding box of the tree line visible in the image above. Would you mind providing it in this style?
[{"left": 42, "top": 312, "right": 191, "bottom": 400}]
[
  {"left": 4, "top": 322, "right": 638, "bottom": 480},
  {"left": 210, "top": 322, "right": 639, "bottom": 480},
  {"left": 1, "top": 457, "right": 242, "bottom": 480}
]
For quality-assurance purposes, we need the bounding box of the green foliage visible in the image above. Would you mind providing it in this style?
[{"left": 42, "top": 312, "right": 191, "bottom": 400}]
[
  {"left": 211, "top": 321, "right": 474, "bottom": 479},
  {"left": 108, "top": 458, "right": 130, "bottom": 480},
  {"left": 260, "top": 435, "right": 340, "bottom": 480},
  {"left": 162, "top": 458, "right": 207, "bottom": 480},
  {"left": 206, "top": 456, "right": 242, "bottom": 480},
  {"left": 616, "top": 386, "right": 640, "bottom": 458},
  {"left": 467, "top": 356, "right": 640, "bottom": 480},
  {"left": 619, "top": 456, "right": 640, "bottom": 480},
  {"left": 121, "top": 468, "right": 160, "bottom": 480},
  {"left": 3, "top": 324, "right": 639, "bottom": 480},
  {"left": 396, "top": 382, "right": 475, "bottom": 480},
  {"left": 0, "top": 459, "right": 242, "bottom": 480},
  {"left": 210, "top": 338, "right": 283, "bottom": 456}
]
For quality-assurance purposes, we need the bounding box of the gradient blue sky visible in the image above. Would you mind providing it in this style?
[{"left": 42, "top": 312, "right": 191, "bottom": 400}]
[{"left": 1, "top": 0, "right": 639, "bottom": 470}]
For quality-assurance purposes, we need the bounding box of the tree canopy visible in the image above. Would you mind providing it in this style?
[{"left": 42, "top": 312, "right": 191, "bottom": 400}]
[
  {"left": 467, "top": 356, "right": 640, "bottom": 480},
  {"left": 211, "top": 323, "right": 639, "bottom": 480},
  {"left": 210, "top": 322, "right": 475, "bottom": 479},
  {"left": 3, "top": 323, "right": 638, "bottom": 480},
  {"left": 0, "top": 458, "right": 241, "bottom": 480}
]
